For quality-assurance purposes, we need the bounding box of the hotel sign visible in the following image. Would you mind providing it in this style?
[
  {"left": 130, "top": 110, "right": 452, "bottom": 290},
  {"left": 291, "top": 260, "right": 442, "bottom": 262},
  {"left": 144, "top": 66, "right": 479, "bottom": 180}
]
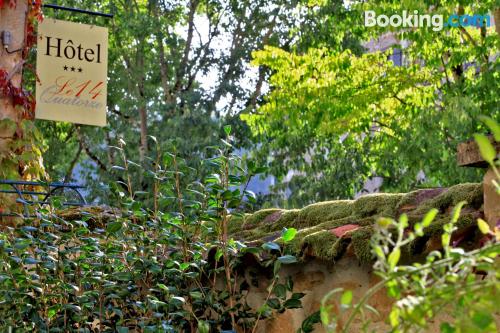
[{"left": 36, "top": 19, "right": 108, "bottom": 126}]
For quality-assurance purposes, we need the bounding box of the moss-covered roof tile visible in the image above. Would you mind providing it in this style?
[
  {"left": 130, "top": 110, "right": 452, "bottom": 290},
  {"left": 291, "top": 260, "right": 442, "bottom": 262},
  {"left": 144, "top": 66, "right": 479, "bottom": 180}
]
[{"left": 230, "top": 183, "right": 484, "bottom": 263}]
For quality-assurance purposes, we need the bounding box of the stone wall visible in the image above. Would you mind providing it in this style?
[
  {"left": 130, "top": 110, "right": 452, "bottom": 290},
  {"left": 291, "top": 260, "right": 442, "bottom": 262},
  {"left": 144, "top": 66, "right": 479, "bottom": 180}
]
[
  {"left": 228, "top": 183, "right": 497, "bottom": 332},
  {"left": 244, "top": 255, "right": 494, "bottom": 333}
]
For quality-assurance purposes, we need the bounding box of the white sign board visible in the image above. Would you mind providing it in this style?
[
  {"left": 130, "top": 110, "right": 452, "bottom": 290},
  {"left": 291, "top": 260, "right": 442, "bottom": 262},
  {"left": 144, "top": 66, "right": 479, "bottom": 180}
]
[{"left": 36, "top": 19, "right": 108, "bottom": 126}]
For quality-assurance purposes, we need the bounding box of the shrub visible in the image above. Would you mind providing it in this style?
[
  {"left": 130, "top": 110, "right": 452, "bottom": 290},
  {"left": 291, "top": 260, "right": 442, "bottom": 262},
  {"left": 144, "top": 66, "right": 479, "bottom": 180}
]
[{"left": 0, "top": 127, "right": 302, "bottom": 332}]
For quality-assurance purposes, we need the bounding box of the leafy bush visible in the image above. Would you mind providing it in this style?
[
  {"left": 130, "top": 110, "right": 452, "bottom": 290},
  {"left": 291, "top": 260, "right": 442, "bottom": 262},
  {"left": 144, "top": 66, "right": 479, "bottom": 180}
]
[{"left": 0, "top": 127, "right": 302, "bottom": 332}]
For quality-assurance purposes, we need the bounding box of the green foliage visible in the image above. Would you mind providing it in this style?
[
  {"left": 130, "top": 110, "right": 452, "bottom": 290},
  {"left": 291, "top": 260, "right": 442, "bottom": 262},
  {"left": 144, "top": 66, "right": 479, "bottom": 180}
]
[
  {"left": 244, "top": 0, "right": 499, "bottom": 206},
  {"left": 319, "top": 122, "right": 500, "bottom": 332},
  {"left": 35, "top": 0, "right": 352, "bottom": 206},
  {"left": 0, "top": 131, "right": 303, "bottom": 332}
]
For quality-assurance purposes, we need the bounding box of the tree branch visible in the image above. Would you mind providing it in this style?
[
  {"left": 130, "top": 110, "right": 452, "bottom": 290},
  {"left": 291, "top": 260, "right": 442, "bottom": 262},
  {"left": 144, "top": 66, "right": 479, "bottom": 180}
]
[
  {"left": 458, "top": 26, "right": 488, "bottom": 64},
  {"left": 173, "top": 0, "right": 200, "bottom": 95},
  {"left": 76, "top": 126, "right": 108, "bottom": 172},
  {"left": 246, "top": 14, "right": 278, "bottom": 111},
  {"left": 64, "top": 141, "right": 83, "bottom": 183}
]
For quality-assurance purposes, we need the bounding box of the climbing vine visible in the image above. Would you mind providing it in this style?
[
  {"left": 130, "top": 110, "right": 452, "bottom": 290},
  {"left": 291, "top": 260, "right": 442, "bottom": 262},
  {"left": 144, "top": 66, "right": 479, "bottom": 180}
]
[{"left": 0, "top": 0, "right": 44, "bottom": 180}]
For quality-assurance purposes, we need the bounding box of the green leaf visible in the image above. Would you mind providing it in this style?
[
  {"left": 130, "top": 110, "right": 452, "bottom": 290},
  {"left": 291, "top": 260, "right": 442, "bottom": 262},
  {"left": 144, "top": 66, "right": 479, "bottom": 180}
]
[
  {"left": 267, "top": 298, "right": 281, "bottom": 309},
  {"left": 282, "top": 228, "right": 297, "bottom": 242},
  {"left": 189, "top": 291, "right": 203, "bottom": 299},
  {"left": 277, "top": 255, "right": 297, "bottom": 264},
  {"left": 399, "top": 214, "right": 408, "bottom": 228},
  {"left": 224, "top": 125, "right": 232, "bottom": 136},
  {"left": 340, "top": 290, "right": 353, "bottom": 306},
  {"left": 374, "top": 246, "right": 385, "bottom": 259},
  {"left": 479, "top": 116, "right": 500, "bottom": 141},
  {"left": 474, "top": 134, "right": 496, "bottom": 164},
  {"left": 21, "top": 226, "right": 38, "bottom": 232},
  {"left": 111, "top": 165, "right": 126, "bottom": 172},
  {"left": 23, "top": 257, "right": 40, "bottom": 265},
  {"left": 301, "top": 311, "right": 321, "bottom": 333},
  {"left": 47, "top": 305, "right": 59, "bottom": 319},
  {"left": 114, "top": 272, "right": 132, "bottom": 281},
  {"left": 388, "top": 248, "right": 401, "bottom": 270},
  {"left": 472, "top": 311, "right": 493, "bottom": 329},
  {"left": 62, "top": 304, "right": 81, "bottom": 313},
  {"left": 440, "top": 323, "right": 455, "bottom": 333},
  {"left": 477, "top": 218, "right": 491, "bottom": 234},
  {"left": 197, "top": 320, "right": 210, "bottom": 333},
  {"left": 273, "top": 260, "right": 282, "bottom": 275},
  {"left": 286, "top": 276, "right": 294, "bottom": 291},
  {"left": 291, "top": 292, "right": 305, "bottom": 300},
  {"left": 283, "top": 298, "right": 302, "bottom": 309},
  {"left": 451, "top": 201, "right": 466, "bottom": 223},
  {"left": 215, "top": 248, "right": 223, "bottom": 261},
  {"left": 262, "top": 242, "right": 281, "bottom": 251},
  {"left": 273, "top": 284, "right": 287, "bottom": 298},
  {"left": 414, "top": 223, "right": 424, "bottom": 237},
  {"left": 14, "top": 240, "right": 31, "bottom": 250},
  {"left": 171, "top": 296, "right": 185, "bottom": 305},
  {"left": 157, "top": 284, "right": 170, "bottom": 293},
  {"left": 442, "top": 233, "right": 451, "bottom": 248},
  {"left": 106, "top": 221, "right": 123, "bottom": 234},
  {"left": 422, "top": 209, "right": 438, "bottom": 227},
  {"left": 377, "top": 218, "right": 392, "bottom": 228},
  {"left": 320, "top": 304, "right": 332, "bottom": 326},
  {"left": 389, "top": 308, "right": 400, "bottom": 327}
]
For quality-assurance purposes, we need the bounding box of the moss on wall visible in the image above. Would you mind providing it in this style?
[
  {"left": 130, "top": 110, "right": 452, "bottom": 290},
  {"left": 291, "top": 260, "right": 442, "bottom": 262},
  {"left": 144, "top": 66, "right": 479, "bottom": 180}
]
[
  {"left": 296, "top": 200, "right": 352, "bottom": 228},
  {"left": 229, "top": 183, "right": 484, "bottom": 264},
  {"left": 413, "top": 183, "right": 483, "bottom": 215},
  {"left": 353, "top": 193, "right": 404, "bottom": 218}
]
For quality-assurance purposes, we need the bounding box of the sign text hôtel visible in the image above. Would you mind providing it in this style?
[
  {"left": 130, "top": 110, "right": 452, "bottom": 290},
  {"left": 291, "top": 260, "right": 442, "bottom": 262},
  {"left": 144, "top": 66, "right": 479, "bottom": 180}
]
[{"left": 44, "top": 37, "right": 102, "bottom": 63}]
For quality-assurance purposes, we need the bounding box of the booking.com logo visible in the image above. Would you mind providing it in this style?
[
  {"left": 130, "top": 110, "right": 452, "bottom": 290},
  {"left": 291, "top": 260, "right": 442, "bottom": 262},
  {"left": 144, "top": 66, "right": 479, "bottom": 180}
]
[{"left": 364, "top": 10, "right": 492, "bottom": 31}]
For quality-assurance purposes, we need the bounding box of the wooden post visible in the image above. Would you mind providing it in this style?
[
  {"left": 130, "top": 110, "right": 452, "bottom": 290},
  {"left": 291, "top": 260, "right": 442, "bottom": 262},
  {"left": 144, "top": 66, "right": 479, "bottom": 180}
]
[
  {"left": 483, "top": 168, "right": 500, "bottom": 226},
  {"left": 495, "top": 8, "right": 500, "bottom": 37},
  {"left": 0, "top": 1, "right": 28, "bottom": 175},
  {"left": 0, "top": 2, "right": 29, "bottom": 219},
  {"left": 457, "top": 136, "right": 500, "bottom": 228}
]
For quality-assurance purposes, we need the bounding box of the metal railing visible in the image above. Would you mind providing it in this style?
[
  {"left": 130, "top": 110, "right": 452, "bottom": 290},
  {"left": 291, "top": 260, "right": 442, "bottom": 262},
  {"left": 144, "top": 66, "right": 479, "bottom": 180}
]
[{"left": 0, "top": 180, "right": 87, "bottom": 217}]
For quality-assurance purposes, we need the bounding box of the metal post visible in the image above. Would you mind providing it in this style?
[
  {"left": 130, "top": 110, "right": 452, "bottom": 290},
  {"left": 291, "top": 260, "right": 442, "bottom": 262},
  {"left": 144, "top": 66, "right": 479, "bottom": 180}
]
[{"left": 42, "top": 4, "right": 114, "bottom": 18}]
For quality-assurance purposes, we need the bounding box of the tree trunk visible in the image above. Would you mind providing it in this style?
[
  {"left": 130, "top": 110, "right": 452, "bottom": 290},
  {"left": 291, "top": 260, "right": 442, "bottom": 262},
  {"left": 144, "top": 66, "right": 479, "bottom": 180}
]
[
  {"left": 0, "top": 1, "right": 28, "bottom": 175},
  {"left": 495, "top": 8, "right": 500, "bottom": 37},
  {"left": 139, "top": 106, "right": 148, "bottom": 164},
  {"left": 0, "top": 1, "right": 28, "bottom": 217}
]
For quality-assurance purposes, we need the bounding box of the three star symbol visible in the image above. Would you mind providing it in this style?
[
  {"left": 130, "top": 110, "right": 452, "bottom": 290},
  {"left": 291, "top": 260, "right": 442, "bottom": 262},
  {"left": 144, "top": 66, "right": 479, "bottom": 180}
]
[{"left": 63, "top": 65, "right": 83, "bottom": 73}]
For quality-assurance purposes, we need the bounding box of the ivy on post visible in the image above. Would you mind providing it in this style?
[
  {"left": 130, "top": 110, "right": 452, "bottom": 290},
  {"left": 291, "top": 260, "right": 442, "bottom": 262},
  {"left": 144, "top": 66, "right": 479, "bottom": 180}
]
[
  {"left": 0, "top": 0, "right": 44, "bottom": 178},
  {"left": 0, "top": 0, "right": 44, "bottom": 213}
]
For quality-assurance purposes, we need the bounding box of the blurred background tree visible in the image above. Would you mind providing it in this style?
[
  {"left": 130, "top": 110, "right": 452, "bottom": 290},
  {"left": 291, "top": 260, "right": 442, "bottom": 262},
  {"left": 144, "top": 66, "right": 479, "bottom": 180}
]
[
  {"left": 243, "top": 0, "right": 499, "bottom": 206},
  {"left": 38, "top": 0, "right": 353, "bottom": 204},
  {"left": 34, "top": 0, "right": 499, "bottom": 208}
]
